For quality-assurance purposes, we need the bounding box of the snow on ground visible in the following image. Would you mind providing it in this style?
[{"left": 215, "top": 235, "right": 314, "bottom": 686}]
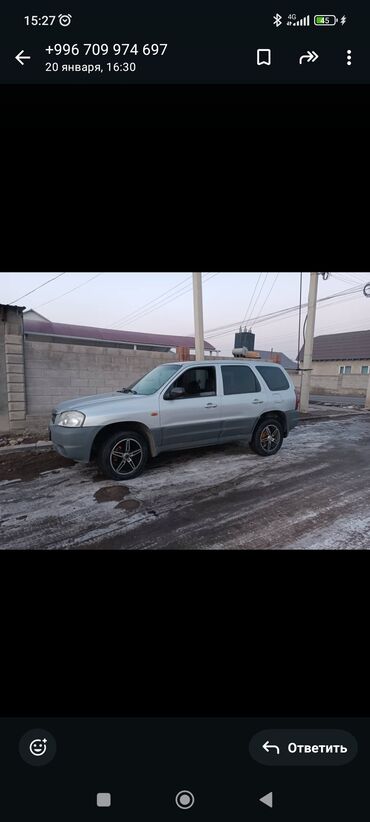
[{"left": 284, "top": 512, "right": 370, "bottom": 550}]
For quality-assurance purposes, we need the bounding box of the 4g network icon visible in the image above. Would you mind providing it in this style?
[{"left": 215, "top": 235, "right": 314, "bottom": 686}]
[{"left": 273, "top": 12, "right": 347, "bottom": 26}]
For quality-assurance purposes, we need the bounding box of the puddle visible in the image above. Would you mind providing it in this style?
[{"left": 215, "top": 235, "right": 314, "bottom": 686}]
[
  {"left": 115, "top": 498, "right": 141, "bottom": 511},
  {"left": 94, "top": 486, "right": 130, "bottom": 503}
]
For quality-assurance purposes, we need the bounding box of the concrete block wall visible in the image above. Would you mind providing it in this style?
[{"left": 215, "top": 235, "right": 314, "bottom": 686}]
[
  {"left": 289, "top": 370, "right": 367, "bottom": 396},
  {"left": 24, "top": 340, "right": 177, "bottom": 421},
  {"left": 305, "top": 359, "right": 370, "bottom": 377},
  {"left": 0, "top": 318, "right": 8, "bottom": 431},
  {"left": 291, "top": 358, "right": 369, "bottom": 397},
  {"left": 0, "top": 306, "right": 27, "bottom": 432}
]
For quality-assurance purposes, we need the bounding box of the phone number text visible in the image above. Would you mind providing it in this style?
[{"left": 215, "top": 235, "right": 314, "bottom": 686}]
[{"left": 45, "top": 43, "right": 168, "bottom": 56}]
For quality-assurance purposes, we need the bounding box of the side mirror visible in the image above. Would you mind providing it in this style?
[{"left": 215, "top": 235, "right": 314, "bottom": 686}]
[{"left": 169, "top": 387, "right": 186, "bottom": 399}]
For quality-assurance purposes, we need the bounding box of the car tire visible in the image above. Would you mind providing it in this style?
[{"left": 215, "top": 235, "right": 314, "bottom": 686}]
[
  {"left": 250, "top": 417, "right": 284, "bottom": 457},
  {"left": 97, "top": 430, "right": 148, "bottom": 480}
]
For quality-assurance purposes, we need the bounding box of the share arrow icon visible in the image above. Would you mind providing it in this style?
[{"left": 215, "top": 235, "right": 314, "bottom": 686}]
[{"left": 299, "top": 50, "right": 319, "bottom": 64}]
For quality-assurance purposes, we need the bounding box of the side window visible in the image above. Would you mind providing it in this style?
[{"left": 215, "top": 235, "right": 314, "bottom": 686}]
[
  {"left": 167, "top": 367, "right": 216, "bottom": 398},
  {"left": 255, "top": 366, "right": 290, "bottom": 391},
  {"left": 221, "top": 365, "right": 261, "bottom": 395}
]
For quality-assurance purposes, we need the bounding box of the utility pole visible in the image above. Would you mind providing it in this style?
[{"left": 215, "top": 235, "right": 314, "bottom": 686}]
[
  {"left": 299, "top": 272, "right": 319, "bottom": 413},
  {"left": 364, "top": 282, "right": 370, "bottom": 411},
  {"left": 192, "top": 272, "right": 204, "bottom": 361},
  {"left": 365, "top": 377, "right": 370, "bottom": 411}
]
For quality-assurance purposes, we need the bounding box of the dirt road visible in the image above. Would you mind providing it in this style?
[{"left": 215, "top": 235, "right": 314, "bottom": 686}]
[{"left": 1, "top": 416, "right": 369, "bottom": 549}]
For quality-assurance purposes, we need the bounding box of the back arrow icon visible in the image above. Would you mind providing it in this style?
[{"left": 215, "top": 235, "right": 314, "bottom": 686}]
[
  {"left": 263, "top": 740, "right": 280, "bottom": 754},
  {"left": 299, "top": 50, "right": 319, "bottom": 64},
  {"left": 15, "top": 50, "right": 31, "bottom": 66}
]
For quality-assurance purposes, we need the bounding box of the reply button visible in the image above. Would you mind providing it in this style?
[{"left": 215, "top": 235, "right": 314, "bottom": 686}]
[{"left": 249, "top": 730, "right": 357, "bottom": 766}]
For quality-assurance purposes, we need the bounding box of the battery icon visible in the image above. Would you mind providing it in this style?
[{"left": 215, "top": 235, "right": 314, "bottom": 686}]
[{"left": 314, "top": 14, "right": 338, "bottom": 24}]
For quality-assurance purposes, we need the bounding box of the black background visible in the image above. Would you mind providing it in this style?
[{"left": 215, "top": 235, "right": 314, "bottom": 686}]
[
  {"left": 2, "top": 549, "right": 367, "bottom": 717},
  {"left": 2, "top": 83, "right": 369, "bottom": 127}
]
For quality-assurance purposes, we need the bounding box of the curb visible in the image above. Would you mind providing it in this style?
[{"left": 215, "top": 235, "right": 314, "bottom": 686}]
[
  {"left": 298, "top": 411, "right": 368, "bottom": 424},
  {"left": 0, "top": 442, "right": 53, "bottom": 455}
]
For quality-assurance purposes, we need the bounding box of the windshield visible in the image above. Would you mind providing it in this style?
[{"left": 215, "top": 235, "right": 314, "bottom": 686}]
[{"left": 125, "top": 364, "right": 183, "bottom": 395}]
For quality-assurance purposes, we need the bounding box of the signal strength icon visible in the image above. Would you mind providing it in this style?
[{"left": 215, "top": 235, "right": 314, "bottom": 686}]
[{"left": 287, "top": 14, "right": 311, "bottom": 25}]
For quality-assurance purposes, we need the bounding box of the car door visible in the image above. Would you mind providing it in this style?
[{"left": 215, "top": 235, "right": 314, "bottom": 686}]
[
  {"left": 254, "top": 364, "right": 294, "bottom": 412},
  {"left": 219, "top": 364, "right": 268, "bottom": 441},
  {"left": 158, "top": 365, "right": 223, "bottom": 449}
]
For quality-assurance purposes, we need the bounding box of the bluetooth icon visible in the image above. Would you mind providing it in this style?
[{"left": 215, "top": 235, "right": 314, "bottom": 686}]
[{"left": 273, "top": 12, "right": 283, "bottom": 26}]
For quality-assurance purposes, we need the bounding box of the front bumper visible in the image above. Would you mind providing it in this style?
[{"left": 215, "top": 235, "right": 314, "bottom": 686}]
[{"left": 49, "top": 423, "right": 101, "bottom": 462}]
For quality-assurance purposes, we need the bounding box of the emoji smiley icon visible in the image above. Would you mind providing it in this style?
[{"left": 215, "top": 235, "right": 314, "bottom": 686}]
[{"left": 29, "top": 738, "right": 48, "bottom": 757}]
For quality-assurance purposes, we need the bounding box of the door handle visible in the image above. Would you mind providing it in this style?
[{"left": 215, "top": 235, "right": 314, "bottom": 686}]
[
  {"left": 252, "top": 399, "right": 264, "bottom": 404},
  {"left": 205, "top": 403, "right": 218, "bottom": 407}
]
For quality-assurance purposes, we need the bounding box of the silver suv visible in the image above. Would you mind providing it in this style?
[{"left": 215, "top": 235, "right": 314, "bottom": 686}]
[{"left": 49, "top": 360, "right": 300, "bottom": 480}]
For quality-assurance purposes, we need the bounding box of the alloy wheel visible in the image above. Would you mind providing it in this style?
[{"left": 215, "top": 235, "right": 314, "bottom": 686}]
[
  {"left": 109, "top": 437, "right": 143, "bottom": 476},
  {"left": 259, "top": 424, "right": 281, "bottom": 453}
]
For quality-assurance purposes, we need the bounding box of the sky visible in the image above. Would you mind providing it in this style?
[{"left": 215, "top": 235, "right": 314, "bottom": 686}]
[{"left": 1, "top": 272, "right": 369, "bottom": 359}]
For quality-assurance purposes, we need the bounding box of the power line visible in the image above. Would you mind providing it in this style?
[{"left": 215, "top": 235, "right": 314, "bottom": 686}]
[
  {"left": 206, "top": 293, "right": 364, "bottom": 355},
  {"left": 261, "top": 293, "right": 364, "bottom": 337},
  {"left": 111, "top": 273, "right": 208, "bottom": 328},
  {"left": 247, "top": 272, "right": 269, "bottom": 322},
  {"left": 122, "top": 272, "right": 218, "bottom": 327},
  {"left": 207, "top": 292, "right": 363, "bottom": 344},
  {"left": 331, "top": 273, "right": 363, "bottom": 287},
  {"left": 241, "top": 273, "right": 262, "bottom": 324},
  {"left": 335, "top": 272, "right": 367, "bottom": 285},
  {"left": 112, "top": 272, "right": 219, "bottom": 330},
  {"left": 252, "top": 299, "right": 367, "bottom": 347},
  {"left": 109, "top": 274, "right": 192, "bottom": 328},
  {"left": 206, "top": 294, "right": 360, "bottom": 342},
  {"left": 8, "top": 272, "right": 66, "bottom": 305},
  {"left": 205, "top": 285, "right": 362, "bottom": 341},
  {"left": 252, "top": 286, "right": 362, "bottom": 329},
  {"left": 114, "top": 280, "right": 197, "bottom": 328},
  {"left": 254, "top": 273, "right": 279, "bottom": 321},
  {"left": 205, "top": 283, "right": 361, "bottom": 335},
  {"left": 35, "top": 273, "right": 103, "bottom": 308}
]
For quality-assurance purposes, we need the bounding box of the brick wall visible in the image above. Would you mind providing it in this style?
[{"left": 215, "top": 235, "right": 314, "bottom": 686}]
[{"left": 24, "top": 340, "right": 177, "bottom": 423}]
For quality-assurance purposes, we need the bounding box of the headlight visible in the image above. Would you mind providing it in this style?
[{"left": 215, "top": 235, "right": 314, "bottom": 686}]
[{"left": 56, "top": 410, "right": 85, "bottom": 427}]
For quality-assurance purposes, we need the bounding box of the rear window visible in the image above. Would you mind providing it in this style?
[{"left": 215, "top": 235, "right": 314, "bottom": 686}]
[
  {"left": 221, "top": 365, "right": 261, "bottom": 395},
  {"left": 255, "top": 366, "right": 290, "bottom": 391}
]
